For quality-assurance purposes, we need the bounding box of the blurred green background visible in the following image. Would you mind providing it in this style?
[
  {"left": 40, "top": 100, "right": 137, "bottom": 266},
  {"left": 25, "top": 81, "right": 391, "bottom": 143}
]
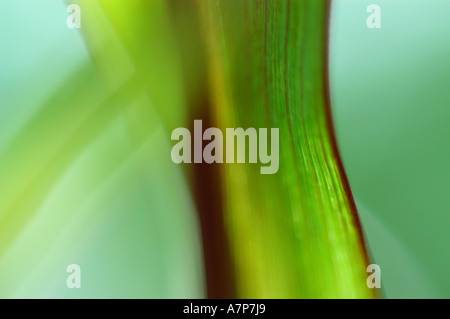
[
  {"left": 330, "top": 0, "right": 450, "bottom": 298},
  {"left": 0, "top": 0, "right": 448, "bottom": 298},
  {"left": 0, "top": 0, "right": 204, "bottom": 298}
]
